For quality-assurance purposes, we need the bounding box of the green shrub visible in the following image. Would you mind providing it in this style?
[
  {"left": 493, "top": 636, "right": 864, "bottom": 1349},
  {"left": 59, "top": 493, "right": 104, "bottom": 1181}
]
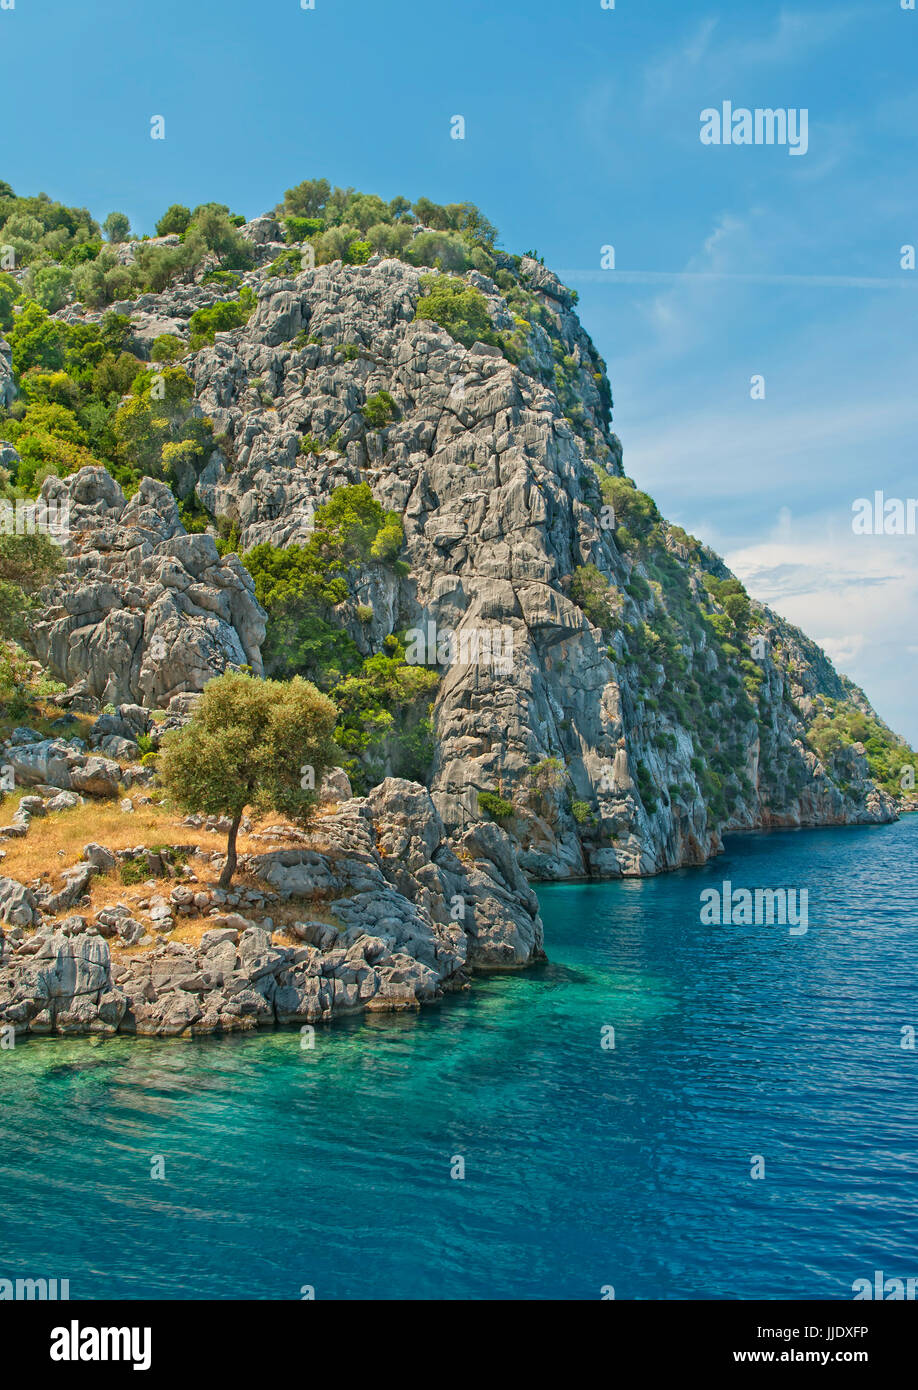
[
  {"left": 150, "top": 333, "right": 185, "bottom": 363},
  {"left": 283, "top": 215, "right": 325, "bottom": 241},
  {"left": 478, "top": 791, "right": 514, "bottom": 820},
  {"left": 187, "top": 287, "right": 256, "bottom": 351},
  {"left": 362, "top": 389, "right": 397, "bottom": 428},
  {"left": 414, "top": 274, "right": 500, "bottom": 349},
  {"left": 119, "top": 856, "right": 150, "bottom": 886},
  {"left": 571, "top": 564, "right": 617, "bottom": 629},
  {"left": 240, "top": 483, "right": 404, "bottom": 688},
  {"left": 266, "top": 247, "right": 305, "bottom": 279}
]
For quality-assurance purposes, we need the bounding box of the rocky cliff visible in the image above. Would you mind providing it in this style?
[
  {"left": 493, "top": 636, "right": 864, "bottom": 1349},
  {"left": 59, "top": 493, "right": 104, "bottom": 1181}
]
[{"left": 3, "top": 193, "right": 912, "bottom": 888}]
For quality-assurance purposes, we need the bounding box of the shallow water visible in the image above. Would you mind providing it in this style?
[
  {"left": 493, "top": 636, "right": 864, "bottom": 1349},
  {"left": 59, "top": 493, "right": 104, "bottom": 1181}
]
[{"left": 1, "top": 819, "right": 916, "bottom": 1300}]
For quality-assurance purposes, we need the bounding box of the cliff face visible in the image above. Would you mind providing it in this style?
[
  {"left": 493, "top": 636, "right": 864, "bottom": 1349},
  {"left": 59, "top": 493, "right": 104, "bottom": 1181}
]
[{"left": 23, "top": 228, "right": 906, "bottom": 879}]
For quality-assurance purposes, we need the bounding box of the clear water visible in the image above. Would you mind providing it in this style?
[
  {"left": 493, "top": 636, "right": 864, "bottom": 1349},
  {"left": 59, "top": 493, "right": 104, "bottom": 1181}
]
[{"left": 1, "top": 819, "right": 916, "bottom": 1300}]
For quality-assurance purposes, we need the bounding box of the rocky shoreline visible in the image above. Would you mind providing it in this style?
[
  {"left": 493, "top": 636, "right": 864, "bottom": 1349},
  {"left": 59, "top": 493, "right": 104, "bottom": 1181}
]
[{"left": 0, "top": 777, "right": 544, "bottom": 1039}]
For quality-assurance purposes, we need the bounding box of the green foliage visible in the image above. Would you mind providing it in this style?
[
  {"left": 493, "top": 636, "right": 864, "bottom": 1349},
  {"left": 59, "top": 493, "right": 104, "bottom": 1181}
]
[
  {"left": 103, "top": 212, "right": 131, "bottom": 244},
  {"left": 0, "top": 187, "right": 99, "bottom": 268},
  {"left": 266, "top": 247, "right": 305, "bottom": 279},
  {"left": 0, "top": 272, "right": 17, "bottom": 331},
  {"left": 283, "top": 215, "right": 325, "bottom": 242},
  {"left": 150, "top": 333, "right": 185, "bottom": 363},
  {"left": 0, "top": 307, "right": 150, "bottom": 491},
  {"left": 236, "top": 487, "right": 431, "bottom": 791},
  {"left": 0, "top": 526, "right": 65, "bottom": 641},
  {"left": 635, "top": 762, "right": 659, "bottom": 814},
  {"left": 362, "top": 389, "right": 397, "bottom": 428},
  {"left": 159, "top": 671, "right": 339, "bottom": 883},
  {"left": 478, "top": 790, "right": 514, "bottom": 820},
  {"left": 28, "top": 264, "right": 73, "bottom": 312},
  {"left": 155, "top": 204, "right": 192, "bottom": 237},
  {"left": 119, "top": 856, "right": 150, "bottom": 886},
  {"left": 808, "top": 698, "right": 917, "bottom": 797},
  {"left": 414, "top": 274, "right": 499, "bottom": 349},
  {"left": 333, "top": 645, "right": 439, "bottom": 792},
  {"left": 598, "top": 473, "right": 660, "bottom": 545},
  {"left": 111, "top": 365, "right": 212, "bottom": 493},
  {"left": 215, "top": 516, "right": 242, "bottom": 557},
  {"left": 178, "top": 496, "right": 210, "bottom": 533},
  {"left": 570, "top": 563, "right": 617, "bottom": 630},
  {"left": 0, "top": 640, "right": 64, "bottom": 720},
  {"left": 187, "top": 286, "right": 256, "bottom": 351},
  {"left": 8, "top": 301, "right": 67, "bottom": 374},
  {"left": 160, "top": 669, "right": 338, "bottom": 822},
  {"left": 241, "top": 483, "right": 404, "bottom": 687},
  {"left": 570, "top": 799, "right": 593, "bottom": 825}
]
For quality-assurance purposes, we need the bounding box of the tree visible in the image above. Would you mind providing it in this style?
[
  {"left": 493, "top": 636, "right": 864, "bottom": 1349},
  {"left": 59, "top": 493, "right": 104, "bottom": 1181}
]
[
  {"left": 103, "top": 211, "right": 131, "bottom": 244},
  {"left": 155, "top": 204, "right": 192, "bottom": 237},
  {"left": 281, "top": 179, "right": 331, "bottom": 220},
  {"left": 388, "top": 195, "right": 413, "bottom": 223},
  {"left": 0, "top": 528, "right": 65, "bottom": 641},
  {"left": 30, "top": 264, "right": 73, "bottom": 312},
  {"left": 158, "top": 671, "right": 339, "bottom": 887},
  {"left": 0, "top": 272, "right": 17, "bottom": 331}
]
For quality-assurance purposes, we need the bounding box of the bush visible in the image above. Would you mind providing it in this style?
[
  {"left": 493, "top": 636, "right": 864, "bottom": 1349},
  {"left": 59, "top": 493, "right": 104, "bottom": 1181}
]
[
  {"left": 414, "top": 274, "right": 500, "bottom": 349},
  {"left": 283, "top": 215, "right": 325, "bottom": 241},
  {"left": 119, "top": 857, "right": 150, "bottom": 886},
  {"left": 478, "top": 790, "right": 514, "bottom": 820},
  {"left": 112, "top": 365, "right": 210, "bottom": 484},
  {"left": 598, "top": 473, "right": 660, "bottom": 542},
  {"left": 29, "top": 265, "right": 73, "bottom": 313},
  {"left": 266, "top": 247, "right": 305, "bottom": 279},
  {"left": 362, "top": 389, "right": 397, "bottom": 428},
  {"left": 0, "top": 272, "right": 17, "bottom": 331},
  {"left": 187, "top": 286, "right": 256, "bottom": 350},
  {"left": 241, "top": 483, "right": 404, "bottom": 687},
  {"left": 151, "top": 333, "right": 185, "bottom": 363},
  {"left": 571, "top": 564, "right": 617, "bottom": 629}
]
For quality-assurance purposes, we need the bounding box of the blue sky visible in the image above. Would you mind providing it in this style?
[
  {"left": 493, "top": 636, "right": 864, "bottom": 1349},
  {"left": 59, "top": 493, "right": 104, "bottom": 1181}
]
[{"left": 2, "top": 0, "right": 917, "bottom": 740}]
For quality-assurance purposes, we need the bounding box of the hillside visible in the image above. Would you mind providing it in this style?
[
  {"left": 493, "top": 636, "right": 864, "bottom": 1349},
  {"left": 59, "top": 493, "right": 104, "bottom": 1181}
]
[{"left": 1, "top": 179, "right": 914, "bottom": 893}]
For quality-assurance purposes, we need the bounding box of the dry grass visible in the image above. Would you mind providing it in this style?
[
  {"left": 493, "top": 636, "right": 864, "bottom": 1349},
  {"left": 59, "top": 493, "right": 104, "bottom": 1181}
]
[
  {"left": 0, "top": 798, "right": 267, "bottom": 884},
  {"left": 1, "top": 793, "right": 345, "bottom": 949}
]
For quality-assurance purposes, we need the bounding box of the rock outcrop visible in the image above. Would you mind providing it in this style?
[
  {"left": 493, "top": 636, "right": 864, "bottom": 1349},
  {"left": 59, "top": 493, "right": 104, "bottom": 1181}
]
[
  {"left": 0, "top": 778, "right": 543, "bottom": 1038},
  {"left": 30, "top": 467, "right": 266, "bottom": 708},
  {"left": 15, "top": 235, "right": 908, "bottom": 884}
]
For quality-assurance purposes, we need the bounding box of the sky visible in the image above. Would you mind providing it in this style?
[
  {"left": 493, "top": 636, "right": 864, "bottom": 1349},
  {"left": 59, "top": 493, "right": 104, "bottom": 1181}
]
[{"left": 1, "top": 0, "right": 916, "bottom": 740}]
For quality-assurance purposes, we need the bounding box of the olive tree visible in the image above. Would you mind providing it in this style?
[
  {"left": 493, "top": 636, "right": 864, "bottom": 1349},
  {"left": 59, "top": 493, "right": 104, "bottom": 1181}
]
[{"left": 158, "top": 670, "right": 339, "bottom": 887}]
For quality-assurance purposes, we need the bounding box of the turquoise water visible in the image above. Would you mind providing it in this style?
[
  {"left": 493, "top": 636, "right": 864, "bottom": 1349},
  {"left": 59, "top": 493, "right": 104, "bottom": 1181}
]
[{"left": 1, "top": 819, "right": 917, "bottom": 1300}]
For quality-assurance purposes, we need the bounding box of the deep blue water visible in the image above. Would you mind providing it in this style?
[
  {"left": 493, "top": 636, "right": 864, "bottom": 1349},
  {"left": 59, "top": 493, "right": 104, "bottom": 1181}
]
[{"left": 1, "top": 819, "right": 917, "bottom": 1300}]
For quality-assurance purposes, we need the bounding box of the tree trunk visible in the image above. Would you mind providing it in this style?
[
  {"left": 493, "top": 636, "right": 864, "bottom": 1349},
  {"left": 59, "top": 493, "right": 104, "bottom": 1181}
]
[{"left": 219, "top": 813, "right": 242, "bottom": 890}]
